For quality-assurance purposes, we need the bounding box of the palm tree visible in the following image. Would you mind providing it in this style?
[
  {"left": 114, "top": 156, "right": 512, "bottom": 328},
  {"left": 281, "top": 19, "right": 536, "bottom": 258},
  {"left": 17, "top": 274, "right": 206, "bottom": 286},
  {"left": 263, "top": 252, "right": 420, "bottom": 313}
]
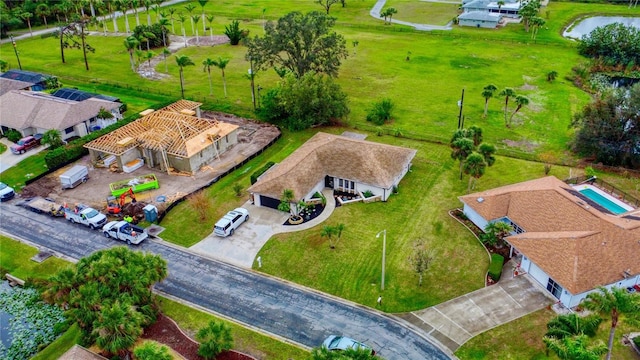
[
  {"left": 497, "top": 0, "right": 505, "bottom": 13},
  {"left": 192, "top": 15, "right": 201, "bottom": 45},
  {"left": 463, "top": 152, "right": 486, "bottom": 193},
  {"left": 545, "top": 313, "right": 603, "bottom": 340},
  {"left": 451, "top": 137, "right": 475, "bottom": 180},
  {"left": 202, "top": 58, "right": 216, "bottom": 95},
  {"left": 481, "top": 84, "right": 497, "bottom": 118},
  {"left": 582, "top": 287, "right": 640, "bottom": 360},
  {"left": 483, "top": 221, "right": 512, "bottom": 247},
  {"left": 531, "top": 16, "right": 546, "bottom": 40},
  {"left": 177, "top": 13, "right": 188, "bottom": 46},
  {"left": 143, "top": 0, "right": 152, "bottom": 25},
  {"left": 508, "top": 95, "right": 529, "bottom": 127},
  {"left": 477, "top": 143, "right": 496, "bottom": 166},
  {"left": 547, "top": 70, "right": 558, "bottom": 82},
  {"left": 196, "top": 320, "right": 233, "bottom": 360},
  {"left": 499, "top": 87, "right": 516, "bottom": 127},
  {"left": 143, "top": 50, "right": 154, "bottom": 67},
  {"left": 35, "top": 4, "right": 49, "bottom": 29},
  {"left": 20, "top": 10, "right": 34, "bottom": 36},
  {"left": 131, "top": 0, "right": 141, "bottom": 27},
  {"left": 93, "top": 301, "right": 145, "bottom": 358},
  {"left": 197, "top": 0, "right": 208, "bottom": 33},
  {"left": 115, "top": 0, "right": 131, "bottom": 33},
  {"left": 175, "top": 55, "right": 195, "bottom": 98},
  {"left": 162, "top": 48, "right": 171, "bottom": 73},
  {"left": 544, "top": 335, "right": 608, "bottom": 360},
  {"left": 158, "top": 17, "right": 170, "bottom": 47},
  {"left": 184, "top": 3, "right": 196, "bottom": 35},
  {"left": 321, "top": 225, "right": 337, "bottom": 249},
  {"left": 206, "top": 14, "right": 215, "bottom": 41},
  {"left": 124, "top": 36, "right": 140, "bottom": 71},
  {"left": 167, "top": 7, "right": 176, "bottom": 33},
  {"left": 212, "top": 57, "right": 230, "bottom": 97}
]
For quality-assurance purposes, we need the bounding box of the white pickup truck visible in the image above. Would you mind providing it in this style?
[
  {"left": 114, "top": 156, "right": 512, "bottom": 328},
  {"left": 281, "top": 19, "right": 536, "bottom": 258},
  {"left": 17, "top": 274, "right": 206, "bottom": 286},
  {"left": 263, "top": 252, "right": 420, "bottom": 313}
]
[
  {"left": 102, "top": 221, "right": 148, "bottom": 245},
  {"left": 64, "top": 205, "right": 108, "bottom": 230}
]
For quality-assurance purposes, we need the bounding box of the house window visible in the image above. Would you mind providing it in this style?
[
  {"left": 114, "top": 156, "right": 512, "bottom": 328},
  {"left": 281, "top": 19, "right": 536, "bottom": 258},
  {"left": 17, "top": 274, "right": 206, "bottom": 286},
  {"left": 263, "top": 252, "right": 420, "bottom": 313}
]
[
  {"left": 350, "top": 181, "right": 355, "bottom": 190},
  {"left": 64, "top": 126, "right": 74, "bottom": 134},
  {"left": 215, "top": 140, "right": 220, "bottom": 151},
  {"left": 546, "top": 278, "right": 562, "bottom": 299},
  {"left": 225, "top": 135, "right": 229, "bottom": 143}
]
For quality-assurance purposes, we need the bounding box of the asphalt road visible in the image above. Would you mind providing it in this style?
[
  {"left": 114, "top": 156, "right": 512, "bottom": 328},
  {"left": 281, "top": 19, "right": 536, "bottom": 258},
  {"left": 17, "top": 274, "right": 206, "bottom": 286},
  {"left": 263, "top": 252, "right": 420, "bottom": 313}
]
[{"left": 0, "top": 201, "right": 452, "bottom": 360}]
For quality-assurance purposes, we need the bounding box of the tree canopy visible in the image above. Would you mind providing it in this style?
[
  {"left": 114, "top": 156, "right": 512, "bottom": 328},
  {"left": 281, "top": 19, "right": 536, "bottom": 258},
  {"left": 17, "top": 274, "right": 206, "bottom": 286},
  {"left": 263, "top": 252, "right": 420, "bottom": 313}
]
[
  {"left": 577, "top": 22, "right": 640, "bottom": 66},
  {"left": 571, "top": 82, "right": 640, "bottom": 168},
  {"left": 246, "top": 11, "right": 348, "bottom": 78}
]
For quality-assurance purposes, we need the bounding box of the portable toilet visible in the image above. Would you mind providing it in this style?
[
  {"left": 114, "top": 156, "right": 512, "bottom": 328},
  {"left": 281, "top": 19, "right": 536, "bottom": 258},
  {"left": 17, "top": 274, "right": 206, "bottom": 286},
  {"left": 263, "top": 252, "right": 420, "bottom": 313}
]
[{"left": 143, "top": 204, "right": 158, "bottom": 223}]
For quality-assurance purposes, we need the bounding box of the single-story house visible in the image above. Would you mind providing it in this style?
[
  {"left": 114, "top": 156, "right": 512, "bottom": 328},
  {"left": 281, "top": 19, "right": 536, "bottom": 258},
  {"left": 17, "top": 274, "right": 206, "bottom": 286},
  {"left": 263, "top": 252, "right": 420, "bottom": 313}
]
[
  {"left": 58, "top": 344, "right": 108, "bottom": 360},
  {"left": 248, "top": 132, "right": 416, "bottom": 210},
  {"left": 0, "top": 77, "right": 36, "bottom": 96},
  {"left": 458, "top": 11, "right": 502, "bottom": 28},
  {"left": 84, "top": 100, "right": 239, "bottom": 174},
  {"left": 0, "top": 69, "right": 52, "bottom": 91},
  {"left": 459, "top": 176, "right": 640, "bottom": 308},
  {"left": 0, "top": 90, "right": 122, "bottom": 140}
]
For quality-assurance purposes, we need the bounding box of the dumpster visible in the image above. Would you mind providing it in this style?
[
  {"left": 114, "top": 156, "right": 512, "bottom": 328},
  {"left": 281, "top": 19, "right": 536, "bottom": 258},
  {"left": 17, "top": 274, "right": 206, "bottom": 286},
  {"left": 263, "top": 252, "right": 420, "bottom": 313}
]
[{"left": 143, "top": 204, "right": 158, "bottom": 223}]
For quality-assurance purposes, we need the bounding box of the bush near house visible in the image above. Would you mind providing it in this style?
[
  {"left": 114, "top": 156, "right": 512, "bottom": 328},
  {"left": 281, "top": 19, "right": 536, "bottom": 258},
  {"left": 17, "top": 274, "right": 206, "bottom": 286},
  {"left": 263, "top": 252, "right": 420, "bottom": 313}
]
[
  {"left": 488, "top": 253, "right": 504, "bottom": 281},
  {"left": 634, "top": 335, "right": 640, "bottom": 348},
  {"left": 250, "top": 161, "right": 276, "bottom": 184}
]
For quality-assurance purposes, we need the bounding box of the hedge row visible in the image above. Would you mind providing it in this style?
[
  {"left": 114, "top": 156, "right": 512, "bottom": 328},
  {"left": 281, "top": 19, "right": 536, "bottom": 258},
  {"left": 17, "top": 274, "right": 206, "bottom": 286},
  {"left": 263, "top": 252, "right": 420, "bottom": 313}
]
[
  {"left": 250, "top": 161, "right": 275, "bottom": 185},
  {"left": 488, "top": 253, "right": 504, "bottom": 282},
  {"left": 43, "top": 100, "right": 175, "bottom": 170}
]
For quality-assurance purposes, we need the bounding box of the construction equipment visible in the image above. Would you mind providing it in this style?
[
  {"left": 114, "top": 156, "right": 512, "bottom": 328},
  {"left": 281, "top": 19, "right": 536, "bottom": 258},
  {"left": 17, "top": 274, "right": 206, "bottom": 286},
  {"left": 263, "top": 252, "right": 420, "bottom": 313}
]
[{"left": 106, "top": 188, "right": 137, "bottom": 215}]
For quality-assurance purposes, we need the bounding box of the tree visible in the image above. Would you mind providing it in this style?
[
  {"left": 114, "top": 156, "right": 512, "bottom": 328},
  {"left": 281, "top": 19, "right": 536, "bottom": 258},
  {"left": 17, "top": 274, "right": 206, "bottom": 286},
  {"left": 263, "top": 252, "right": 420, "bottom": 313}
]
[
  {"left": 184, "top": 3, "right": 196, "bottom": 35},
  {"left": 366, "top": 98, "right": 395, "bottom": 125},
  {"left": 93, "top": 300, "right": 145, "bottom": 358},
  {"left": 224, "top": 19, "right": 247, "bottom": 45},
  {"left": 35, "top": 3, "right": 49, "bottom": 29},
  {"left": 571, "top": 83, "right": 640, "bottom": 168},
  {"left": 206, "top": 14, "right": 215, "bottom": 40},
  {"left": 544, "top": 335, "right": 608, "bottom": 360},
  {"left": 19, "top": 10, "right": 33, "bottom": 36},
  {"left": 450, "top": 137, "right": 475, "bottom": 180},
  {"left": 196, "top": 320, "right": 233, "bottom": 359},
  {"left": 97, "top": 107, "right": 114, "bottom": 120},
  {"left": 482, "top": 221, "right": 512, "bottom": 247},
  {"left": 481, "top": 84, "right": 498, "bottom": 118},
  {"left": 545, "top": 313, "right": 603, "bottom": 340},
  {"left": 577, "top": 23, "right": 640, "bottom": 66},
  {"left": 246, "top": 11, "right": 348, "bottom": 78},
  {"left": 508, "top": 95, "right": 529, "bottom": 127},
  {"left": 0, "top": 59, "right": 8, "bottom": 72},
  {"left": 477, "top": 143, "right": 496, "bottom": 166},
  {"left": 192, "top": 15, "right": 201, "bottom": 45},
  {"left": 124, "top": 36, "right": 140, "bottom": 71},
  {"left": 115, "top": 0, "right": 130, "bottom": 33},
  {"left": 167, "top": 7, "right": 177, "bottom": 33},
  {"left": 497, "top": 0, "right": 505, "bottom": 13},
  {"left": 134, "top": 341, "right": 172, "bottom": 360},
  {"left": 143, "top": 0, "right": 152, "bottom": 25},
  {"left": 158, "top": 17, "right": 170, "bottom": 47},
  {"left": 176, "top": 55, "right": 195, "bottom": 98},
  {"left": 162, "top": 47, "right": 171, "bottom": 73},
  {"left": 380, "top": 7, "right": 397, "bottom": 25},
  {"left": 278, "top": 189, "right": 294, "bottom": 214},
  {"left": 499, "top": 87, "right": 516, "bottom": 127},
  {"left": 317, "top": 0, "right": 340, "bottom": 14},
  {"left": 213, "top": 57, "right": 230, "bottom": 97},
  {"left": 530, "top": 16, "right": 546, "bottom": 40},
  {"left": 546, "top": 70, "right": 558, "bottom": 82},
  {"left": 519, "top": 0, "right": 541, "bottom": 32},
  {"left": 197, "top": 0, "right": 208, "bottom": 32},
  {"left": 203, "top": 58, "right": 216, "bottom": 95},
  {"left": 463, "top": 152, "right": 486, "bottom": 193},
  {"left": 177, "top": 13, "right": 188, "bottom": 46},
  {"left": 581, "top": 287, "right": 640, "bottom": 360},
  {"left": 131, "top": 0, "right": 141, "bottom": 27},
  {"left": 321, "top": 225, "right": 337, "bottom": 249},
  {"left": 408, "top": 241, "right": 434, "bottom": 286}
]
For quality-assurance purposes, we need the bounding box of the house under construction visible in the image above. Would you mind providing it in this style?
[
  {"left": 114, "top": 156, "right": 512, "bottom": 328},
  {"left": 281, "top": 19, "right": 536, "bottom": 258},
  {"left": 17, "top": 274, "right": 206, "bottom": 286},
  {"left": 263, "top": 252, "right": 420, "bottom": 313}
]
[{"left": 84, "top": 100, "right": 239, "bottom": 174}]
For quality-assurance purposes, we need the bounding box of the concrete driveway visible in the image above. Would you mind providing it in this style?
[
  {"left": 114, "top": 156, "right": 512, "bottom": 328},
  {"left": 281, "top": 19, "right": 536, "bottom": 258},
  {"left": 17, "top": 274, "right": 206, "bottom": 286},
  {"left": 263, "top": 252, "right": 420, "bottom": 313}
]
[
  {"left": 189, "top": 188, "right": 336, "bottom": 268},
  {"left": 0, "top": 137, "right": 47, "bottom": 174}
]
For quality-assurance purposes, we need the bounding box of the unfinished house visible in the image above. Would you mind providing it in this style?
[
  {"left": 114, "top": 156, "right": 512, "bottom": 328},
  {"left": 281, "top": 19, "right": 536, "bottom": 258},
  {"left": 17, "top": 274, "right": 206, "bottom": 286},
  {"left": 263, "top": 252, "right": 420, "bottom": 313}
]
[{"left": 84, "top": 100, "right": 239, "bottom": 174}]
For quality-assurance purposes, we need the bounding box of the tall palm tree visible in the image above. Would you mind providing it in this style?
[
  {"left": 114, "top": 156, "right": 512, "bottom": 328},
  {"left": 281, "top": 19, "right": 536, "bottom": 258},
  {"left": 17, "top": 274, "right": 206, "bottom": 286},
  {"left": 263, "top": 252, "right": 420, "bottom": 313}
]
[
  {"left": 162, "top": 48, "right": 171, "bottom": 73},
  {"left": 499, "top": 87, "right": 516, "bottom": 127},
  {"left": 35, "top": 4, "right": 49, "bottom": 29},
  {"left": 158, "top": 17, "right": 170, "bottom": 47},
  {"left": 131, "top": 0, "right": 141, "bottom": 27},
  {"left": 202, "top": 58, "right": 216, "bottom": 95},
  {"left": 451, "top": 137, "right": 475, "bottom": 180},
  {"left": 192, "top": 15, "right": 201, "bottom": 45},
  {"left": 167, "top": 7, "right": 176, "bottom": 33},
  {"left": 175, "top": 55, "right": 195, "bottom": 98},
  {"left": 197, "top": 0, "right": 208, "bottom": 33},
  {"left": 463, "top": 152, "right": 486, "bottom": 193},
  {"left": 545, "top": 313, "right": 603, "bottom": 340},
  {"left": 93, "top": 301, "right": 145, "bottom": 358},
  {"left": 212, "top": 57, "right": 230, "bottom": 97},
  {"left": 20, "top": 10, "right": 34, "bottom": 36},
  {"left": 531, "top": 16, "right": 546, "bottom": 40},
  {"left": 115, "top": 0, "right": 131, "bottom": 33},
  {"left": 582, "top": 287, "right": 640, "bottom": 360},
  {"left": 477, "top": 143, "right": 496, "bottom": 166},
  {"left": 206, "top": 14, "right": 215, "bottom": 40},
  {"left": 497, "top": 0, "right": 505, "bottom": 13},
  {"left": 177, "top": 13, "right": 188, "bottom": 46},
  {"left": 124, "top": 36, "right": 140, "bottom": 71},
  {"left": 143, "top": 0, "right": 152, "bottom": 25},
  {"left": 544, "top": 335, "right": 608, "bottom": 360},
  {"left": 508, "top": 95, "right": 529, "bottom": 127},
  {"left": 481, "top": 84, "right": 497, "bottom": 118},
  {"left": 184, "top": 3, "right": 196, "bottom": 35}
]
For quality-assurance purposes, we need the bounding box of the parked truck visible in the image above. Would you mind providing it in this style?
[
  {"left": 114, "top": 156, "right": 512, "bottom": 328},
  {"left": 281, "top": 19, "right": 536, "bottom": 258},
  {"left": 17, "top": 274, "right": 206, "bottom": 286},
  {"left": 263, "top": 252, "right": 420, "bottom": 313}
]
[
  {"left": 64, "top": 205, "right": 107, "bottom": 230},
  {"left": 18, "top": 197, "right": 66, "bottom": 217},
  {"left": 60, "top": 165, "right": 89, "bottom": 190},
  {"left": 102, "top": 220, "right": 148, "bottom": 245}
]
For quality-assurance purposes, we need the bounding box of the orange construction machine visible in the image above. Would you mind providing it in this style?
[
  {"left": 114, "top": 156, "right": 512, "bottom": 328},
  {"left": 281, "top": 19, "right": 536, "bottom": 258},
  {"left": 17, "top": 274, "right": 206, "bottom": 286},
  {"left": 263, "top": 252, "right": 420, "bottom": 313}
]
[{"left": 106, "top": 188, "right": 137, "bottom": 215}]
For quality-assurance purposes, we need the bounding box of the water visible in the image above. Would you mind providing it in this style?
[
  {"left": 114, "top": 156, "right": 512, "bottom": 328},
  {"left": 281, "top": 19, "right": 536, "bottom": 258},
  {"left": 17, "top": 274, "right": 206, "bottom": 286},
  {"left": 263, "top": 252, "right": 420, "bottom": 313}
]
[
  {"left": 0, "top": 282, "right": 15, "bottom": 349},
  {"left": 563, "top": 16, "right": 640, "bottom": 39},
  {"left": 579, "top": 188, "right": 628, "bottom": 215}
]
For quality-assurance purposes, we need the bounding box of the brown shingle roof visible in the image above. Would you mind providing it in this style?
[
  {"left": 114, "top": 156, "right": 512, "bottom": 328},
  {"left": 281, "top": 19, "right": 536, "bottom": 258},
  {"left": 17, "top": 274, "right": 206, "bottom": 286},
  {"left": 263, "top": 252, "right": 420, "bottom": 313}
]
[
  {"left": 84, "top": 109, "right": 238, "bottom": 157},
  {"left": 0, "top": 90, "right": 119, "bottom": 131},
  {"left": 460, "top": 176, "right": 640, "bottom": 294},
  {"left": 58, "top": 344, "right": 108, "bottom": 360},
  {"left": 0, "top": 77, "right": 34, "bottom": 95},
  {"left": 248, "top": 132, "right": 417, "bottom": 201}
]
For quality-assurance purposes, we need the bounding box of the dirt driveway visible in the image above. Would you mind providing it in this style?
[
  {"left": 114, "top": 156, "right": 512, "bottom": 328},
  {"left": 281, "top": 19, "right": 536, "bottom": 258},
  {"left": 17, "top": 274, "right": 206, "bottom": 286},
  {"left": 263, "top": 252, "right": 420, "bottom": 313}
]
[{"left": 20, "top": 112, "right": 280, "bottom": 214}]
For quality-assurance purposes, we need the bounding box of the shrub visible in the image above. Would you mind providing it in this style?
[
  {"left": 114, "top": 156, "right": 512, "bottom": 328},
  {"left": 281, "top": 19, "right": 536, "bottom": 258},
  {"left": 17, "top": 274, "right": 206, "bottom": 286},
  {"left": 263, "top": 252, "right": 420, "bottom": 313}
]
[
  {"left": 233, "top": 183, "right": 242, "bottom": 197},
  {"left": 134, "top": 341, "right": 172, "bottom": 360},
  {"left": 224, "top": 20, "right": 247, "bottom": 45},
  {"left": 362, "top": 190, "right": 374, "bottom": 198},
  {"left": 633, "top": 335, "right": 640, "bottom": 348},
  {"left": 366, "top": 98, "right": 395, "bottom": 125},
  {"left": 250, "top": 161, "right": 275, "bottom": 184},
  {"left": 488, "top": 254, "right": 504, "bottom": 281},
  {"left": 5, "top": 129, "right": 22, "bottom": 143},
  {"left": 197, "top": 320, "right": 233, "bottom": 359}
]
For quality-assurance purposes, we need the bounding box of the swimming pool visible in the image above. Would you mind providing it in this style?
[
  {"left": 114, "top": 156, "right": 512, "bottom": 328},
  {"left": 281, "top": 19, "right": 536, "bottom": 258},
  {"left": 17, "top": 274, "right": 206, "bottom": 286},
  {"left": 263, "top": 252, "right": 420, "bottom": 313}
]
[{"left": 579, "top": 188, "right": 630, "bottom": 215}]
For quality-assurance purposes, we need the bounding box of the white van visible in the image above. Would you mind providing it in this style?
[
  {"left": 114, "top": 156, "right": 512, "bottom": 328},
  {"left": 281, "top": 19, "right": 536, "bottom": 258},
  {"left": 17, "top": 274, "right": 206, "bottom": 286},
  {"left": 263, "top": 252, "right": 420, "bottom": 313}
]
[{"left": 214, "top": 208, "right": 249, "bottom": 237}]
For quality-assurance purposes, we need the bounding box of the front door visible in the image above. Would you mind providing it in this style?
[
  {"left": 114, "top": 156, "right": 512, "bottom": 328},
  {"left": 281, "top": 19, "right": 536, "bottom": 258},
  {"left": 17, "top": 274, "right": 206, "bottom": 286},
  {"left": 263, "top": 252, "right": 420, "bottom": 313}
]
[{"left": 325, "top": 175, "right": 333, "bottom": 188}]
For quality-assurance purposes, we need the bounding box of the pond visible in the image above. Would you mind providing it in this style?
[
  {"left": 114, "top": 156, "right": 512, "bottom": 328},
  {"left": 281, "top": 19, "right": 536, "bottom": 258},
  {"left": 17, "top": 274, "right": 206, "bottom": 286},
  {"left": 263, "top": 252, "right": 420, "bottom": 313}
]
[{"left": 563, "top": 16, "right": 640, "bottom": 39}]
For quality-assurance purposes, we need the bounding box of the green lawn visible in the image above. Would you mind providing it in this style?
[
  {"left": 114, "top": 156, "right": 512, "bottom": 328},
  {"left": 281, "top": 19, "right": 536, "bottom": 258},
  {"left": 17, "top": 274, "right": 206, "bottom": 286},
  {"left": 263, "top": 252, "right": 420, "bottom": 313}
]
[
  {"left": 386, "top": 0, "right": 460, "bottom": 25},
  {"left": 0, "top": 142, "right": 6, "bottom": 155},
  {"left": 0, "top": 235, "right": 71, "bottom": 280},
  {"left": 30, "top": 324, "right": 83, "bottom": 360},
  {"left": 0, "top": 150, "right": 50, "bottom": 190}
]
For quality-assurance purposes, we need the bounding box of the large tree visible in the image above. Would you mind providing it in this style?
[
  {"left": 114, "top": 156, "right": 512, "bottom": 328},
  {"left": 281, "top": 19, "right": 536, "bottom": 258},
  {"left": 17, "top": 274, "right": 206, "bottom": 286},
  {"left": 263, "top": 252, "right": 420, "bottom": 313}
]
[
  {"left": 176, "top": 54, "right": 195, "bottom": 98},
  {"left": 577, "top": 22, "right": 640, "bottom": 66},
  {"left": 246, "top": 11, "right": 348, "bottom": 78},
  {"left": 499, "top": 87, "right": 516, "bottom": 127},
  {"left": 581, "top": 287, "right": 640, "bottom": 360},
  {"left": 571, "top": 83, "right": 640, "bottom": 168}
]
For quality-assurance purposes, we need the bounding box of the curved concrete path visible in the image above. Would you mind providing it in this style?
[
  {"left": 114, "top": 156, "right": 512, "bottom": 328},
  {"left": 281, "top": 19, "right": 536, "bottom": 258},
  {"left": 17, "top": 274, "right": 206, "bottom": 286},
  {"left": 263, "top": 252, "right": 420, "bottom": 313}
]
[{"left": 370, "top": 0, "right": 453, "bottom": 31}]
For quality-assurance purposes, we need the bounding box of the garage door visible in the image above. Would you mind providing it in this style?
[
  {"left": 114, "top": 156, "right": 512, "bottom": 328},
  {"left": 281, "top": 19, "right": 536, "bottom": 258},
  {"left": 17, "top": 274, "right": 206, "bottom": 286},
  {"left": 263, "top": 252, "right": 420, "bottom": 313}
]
[{"left": 259, "top": 195, "right": 280, "bottom": 209}]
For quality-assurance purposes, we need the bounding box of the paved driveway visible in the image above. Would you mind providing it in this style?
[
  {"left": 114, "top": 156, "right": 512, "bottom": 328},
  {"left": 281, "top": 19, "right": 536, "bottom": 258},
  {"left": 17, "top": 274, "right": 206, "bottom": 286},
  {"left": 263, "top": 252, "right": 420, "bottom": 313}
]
[{"left": 0, "top": 138, "right": 47, "bottom": 173}]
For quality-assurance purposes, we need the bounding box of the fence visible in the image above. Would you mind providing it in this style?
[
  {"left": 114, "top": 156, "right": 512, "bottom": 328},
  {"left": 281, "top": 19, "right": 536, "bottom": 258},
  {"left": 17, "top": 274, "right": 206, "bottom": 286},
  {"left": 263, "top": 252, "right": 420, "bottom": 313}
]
[{"left": 564, "top": 176, "right": 640, "bottom": 208}]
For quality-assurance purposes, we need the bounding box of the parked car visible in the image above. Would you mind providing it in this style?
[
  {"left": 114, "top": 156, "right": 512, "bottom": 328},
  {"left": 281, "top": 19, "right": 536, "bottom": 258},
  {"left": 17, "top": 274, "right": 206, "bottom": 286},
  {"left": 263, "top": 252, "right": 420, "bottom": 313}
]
[
  {"left": 214, "top": 207, "right": 249, "bottom": 237},
  {"left": 322, "top": 335, "right": 375, "bottom": 355},
  {"left": 10, "top": 135, "right": 40, "bottom": 154},
  {"left": 0, "top": 182, "right": 15, "bottom": 201}
]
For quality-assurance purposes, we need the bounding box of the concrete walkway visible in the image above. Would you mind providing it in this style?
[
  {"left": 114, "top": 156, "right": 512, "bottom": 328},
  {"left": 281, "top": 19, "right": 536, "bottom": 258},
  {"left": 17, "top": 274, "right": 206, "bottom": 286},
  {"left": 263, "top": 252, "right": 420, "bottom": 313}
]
[
  {"left": 189, "top": 188, "right": 336, "bottom": 268},
  {"left": 398, "top": 273, "right": 554, "bottom": 353},
  {"left": 370, "top": 0, "right": 453, "bottom": 31}
]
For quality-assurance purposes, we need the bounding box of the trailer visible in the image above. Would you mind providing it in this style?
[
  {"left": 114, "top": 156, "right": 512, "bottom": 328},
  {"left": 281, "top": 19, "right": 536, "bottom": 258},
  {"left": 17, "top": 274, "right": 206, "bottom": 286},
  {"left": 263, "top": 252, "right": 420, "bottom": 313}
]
[
  {"left": 18, "top": 197, "right": 66, "bottom": 217},
  {"left": 60, "top": 165, "right": 89, "bottom": 190}
]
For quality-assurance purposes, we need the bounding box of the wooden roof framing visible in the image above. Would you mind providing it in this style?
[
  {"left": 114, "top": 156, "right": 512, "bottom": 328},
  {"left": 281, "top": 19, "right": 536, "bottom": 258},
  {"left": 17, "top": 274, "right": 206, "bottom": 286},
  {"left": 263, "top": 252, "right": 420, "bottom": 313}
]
[
  {"left": 162, "top": 99, "right": 201, "bottom": 113},
  {"left": 84, "top": 110, "right": 224, "bottom": 157}
]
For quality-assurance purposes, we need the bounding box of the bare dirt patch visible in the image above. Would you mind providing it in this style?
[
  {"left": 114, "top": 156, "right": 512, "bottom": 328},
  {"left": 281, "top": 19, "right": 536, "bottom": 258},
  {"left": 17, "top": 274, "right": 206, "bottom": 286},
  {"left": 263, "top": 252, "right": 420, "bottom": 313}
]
[
  {"left": 502, "top": 139, "right": 539, "bottom": 152},
  {"left": 20, "top": 114, "right": 279, "bottom": 214}
]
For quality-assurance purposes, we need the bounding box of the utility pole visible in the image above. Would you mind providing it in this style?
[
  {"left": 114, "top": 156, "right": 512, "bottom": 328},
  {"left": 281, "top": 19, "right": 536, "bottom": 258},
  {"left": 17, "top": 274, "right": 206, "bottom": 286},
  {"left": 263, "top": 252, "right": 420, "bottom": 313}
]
[
  {"left": 10, "top": 35, "right": 22, "bottom": 70},
  {"left": 457, "top": 88, "right": 465, "bottom": 129},
  {"left": 249, "top": 57, "right": 256, "bottom": 111}
]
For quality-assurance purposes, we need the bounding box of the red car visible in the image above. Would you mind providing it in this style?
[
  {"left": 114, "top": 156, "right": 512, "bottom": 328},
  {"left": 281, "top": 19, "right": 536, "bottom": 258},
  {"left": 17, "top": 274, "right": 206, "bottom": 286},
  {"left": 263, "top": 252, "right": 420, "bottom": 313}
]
[{"left": 10, "top": 135, "right": 41, "bottom": 155}]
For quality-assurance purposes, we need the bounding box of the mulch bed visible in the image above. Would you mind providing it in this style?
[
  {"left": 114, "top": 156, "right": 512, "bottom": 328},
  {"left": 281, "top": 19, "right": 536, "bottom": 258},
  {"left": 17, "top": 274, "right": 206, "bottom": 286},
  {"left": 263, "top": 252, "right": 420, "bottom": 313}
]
[{"left": 142, "top": 314, "right": 255, "bottom": 360}]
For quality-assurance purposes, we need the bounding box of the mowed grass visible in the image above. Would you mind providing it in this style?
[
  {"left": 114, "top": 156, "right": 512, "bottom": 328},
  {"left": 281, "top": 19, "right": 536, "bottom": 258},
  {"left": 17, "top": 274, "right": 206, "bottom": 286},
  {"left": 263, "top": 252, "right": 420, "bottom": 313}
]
[
  {"left": 255, "top": 135, "right": 574, "bottom": 312},
  {"left": 386, "top": 0, "right": 460, "bottom": 25},
  {"left": 0, "top": 235, "right": 72, "bottom": 280}
]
